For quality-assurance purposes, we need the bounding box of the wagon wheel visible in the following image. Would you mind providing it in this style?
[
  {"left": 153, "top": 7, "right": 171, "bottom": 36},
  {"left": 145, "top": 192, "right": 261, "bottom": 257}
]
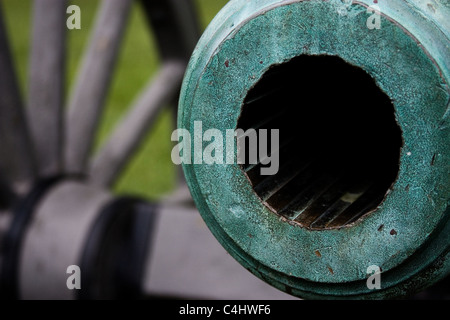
[{"left": 0, "top": 0, "right": 200, "bottom": 299}]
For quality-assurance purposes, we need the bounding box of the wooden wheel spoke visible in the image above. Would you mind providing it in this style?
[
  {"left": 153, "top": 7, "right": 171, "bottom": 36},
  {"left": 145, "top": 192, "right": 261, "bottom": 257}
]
[
  {"left": 140, "top": 0, "right": 200, "bottom": 61},
  {"left": 0, "top": 6, "right": 36, "bottom": 193},
  {"left": 89, "top": 60, "right": 186, "bottom": 187},
  {"left": 65, "top": 0, "right": 133, "bottom": 175},
  {"left": 28, "top": 0, "right": 67, "bottom": 177},
  {"left": 139, "top": 0, "right": 201, "bottom": 188},
  {"left": 1, "top": 0, "right": 201, "bottom": 192}
]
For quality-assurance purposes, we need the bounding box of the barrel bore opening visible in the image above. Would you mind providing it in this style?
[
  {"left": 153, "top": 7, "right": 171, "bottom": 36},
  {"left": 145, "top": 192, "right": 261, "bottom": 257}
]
[{"left": 238, "top": 55, "right": 403, "bottom": 230}]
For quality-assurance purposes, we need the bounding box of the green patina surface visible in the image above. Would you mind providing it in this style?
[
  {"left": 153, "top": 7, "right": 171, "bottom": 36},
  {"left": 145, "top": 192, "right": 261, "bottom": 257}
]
[{"left": 179, "top": 0, "right": 450, "bottom": 298}]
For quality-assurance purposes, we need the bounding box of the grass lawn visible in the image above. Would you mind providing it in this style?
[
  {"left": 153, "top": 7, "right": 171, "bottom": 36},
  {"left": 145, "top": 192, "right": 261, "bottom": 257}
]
[{"left": 1, "top": 0, "right": 228, "bottom": 200}]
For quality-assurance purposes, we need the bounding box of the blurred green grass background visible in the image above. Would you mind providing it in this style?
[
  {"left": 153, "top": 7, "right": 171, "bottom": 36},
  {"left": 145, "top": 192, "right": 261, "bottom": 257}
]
[{"left": 1, "top": 0, "right": 228, "bottom": 200}]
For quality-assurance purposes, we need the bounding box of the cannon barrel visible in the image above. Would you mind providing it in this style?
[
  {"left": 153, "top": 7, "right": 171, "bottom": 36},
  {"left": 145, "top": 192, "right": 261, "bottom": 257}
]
[{"left": 179, "top": 0, "right": 450, "bottom": 299}]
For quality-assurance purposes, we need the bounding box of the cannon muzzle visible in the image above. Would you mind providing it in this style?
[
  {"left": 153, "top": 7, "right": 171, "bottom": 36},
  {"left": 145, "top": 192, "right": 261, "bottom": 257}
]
[{"left": 178, "top": 0, "right": 450, "bottom": 299}]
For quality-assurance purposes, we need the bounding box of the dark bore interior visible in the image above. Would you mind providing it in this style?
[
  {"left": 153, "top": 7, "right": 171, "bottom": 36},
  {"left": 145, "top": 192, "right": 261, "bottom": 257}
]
[{"left": 238, "top": 55, "right": 402, "bottom": 230}]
